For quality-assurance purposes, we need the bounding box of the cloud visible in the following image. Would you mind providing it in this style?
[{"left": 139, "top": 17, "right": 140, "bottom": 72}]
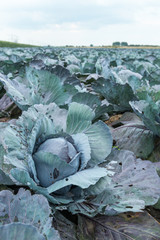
[
  {"left": 0, "top": 0, "right": 160, "bottom": 45},
  {"left": 0, "top": 1, "right": 135, "bottom": 30}
]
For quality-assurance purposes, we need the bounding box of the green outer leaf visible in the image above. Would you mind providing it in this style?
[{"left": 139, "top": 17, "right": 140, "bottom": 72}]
[
  {"left": 89, "top": 150, "right": 160, "bottom": 214},
  {"left": 67, "top": 201, "right": 100, "bottom": 217},
  {"left": 33, "top": 152, "right": 78, "bottom": 187},
  {"left": 10, "top": 168, "right": 73, "bottom": 205},
  {"left": 0, "top": 73, "right": 30, "bottom": 111},
  {"left": 0, "top": 126, "right": 14, "bottom": 185},
  {"left": 27, "top": 116, "right": 56, "bottom": 154},
  {"left": 32, "top": 103, "right": 67, "bottom": 132},
  {"left": 0, "top": 169, "right": 14, "bottom": 185},
  {"left": 1, "top": 189, "right": 46, "bottom": 224},
  {"left": 112, "top": 123, "right": 155, "bottom": 159},
  {"left": 0, "top": 223, "right": 45, "bottom": 240},
  {"left": 93, "top": 77, "right": 137, "bottom": 110},
  {"left": 94, "top": 191, "right": 145, "bottom": 214},
  {"left": 72, "top": 133, "right": 91, "bottom": 170},
  {"left": 26, "top": 67, "right": 69, "bottom": 105},
  {"left": 66, "top": 102, "right": 95, "bottom": 134},
  {"left": 71, "top": 92, "right": 109, "bottom": 121},
  {"left": 85, "top": 121, "right": 113, "bottom": 166},
  {"left": 0, "top": 188, "right": 61, "bottom": 240},
  {"left": 93, "top": 105, "right": 109, "bottom": 121},
  {"left": 0, "top": 67, "right": 70, "bottom": 110},
  {"left": 72, "top": 92, "right": 101, "bottom": 109},
  {"left": 130, "top": 100, "right": 160, "bottom": 136},
  {"left": 47, "top": 167, "right": 108, "bottom": 194}
]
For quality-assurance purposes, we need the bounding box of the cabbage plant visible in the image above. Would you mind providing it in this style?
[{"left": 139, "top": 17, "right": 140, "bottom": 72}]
[
  {"left": 0, "top": 102, "right": 160, "bottom": 217},
  {"left": 0, "top": 188, "right": 60, "bottom": 240},
  {"left": 0, "top": 65, "right": 80, "bottom": 111},
  {"left": 0, "top": 102, "right": 113, "bottom": 215},
  {"left": 92, "top": 76, "right": 137, "bottom": 112}
]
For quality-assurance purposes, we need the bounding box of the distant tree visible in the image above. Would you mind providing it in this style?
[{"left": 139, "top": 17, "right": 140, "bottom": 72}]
[
  {"left": 90, "top": 44, "right": 94, "bottom": 47},
  {"left": 121, "top": 42, "right": 128, "bottom": 46},
  {"left": 129, "top": 44, "right": 140, "bottom": 47},
  {"left": 112, "top": 42, "right": 120, "bottom": 46}
]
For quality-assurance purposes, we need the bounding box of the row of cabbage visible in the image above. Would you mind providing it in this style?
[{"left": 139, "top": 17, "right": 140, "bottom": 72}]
[{"left": 0, "top": 47, "right": 160, "bottom": 239}]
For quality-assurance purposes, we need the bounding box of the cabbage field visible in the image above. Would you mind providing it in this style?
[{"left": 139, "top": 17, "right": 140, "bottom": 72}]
[{"left": 0, "top": 46, "right": 160, "bottom": 239}]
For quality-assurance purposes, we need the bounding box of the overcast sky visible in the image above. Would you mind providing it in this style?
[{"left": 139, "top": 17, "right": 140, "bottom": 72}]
[{"left": 0, "top": 0, "right": 160, "bottom": 46}]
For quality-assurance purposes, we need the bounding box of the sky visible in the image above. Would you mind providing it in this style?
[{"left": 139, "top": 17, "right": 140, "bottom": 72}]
[{"left": 0, "top": 0, "right": 160, "bottom": 46}]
